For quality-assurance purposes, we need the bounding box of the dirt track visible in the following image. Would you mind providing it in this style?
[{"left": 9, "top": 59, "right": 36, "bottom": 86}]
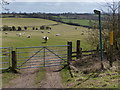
[
  {"left": 4, "top": 61, "right": 64, "bottom": 88},
  {"left": 4, "top": 67, "right": 63, "bottom": 88},
  {"left": 4, "top": 68, "right": 38, "bottom": 88}
]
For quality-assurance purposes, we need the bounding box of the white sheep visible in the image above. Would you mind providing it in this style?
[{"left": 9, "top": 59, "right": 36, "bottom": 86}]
[
  {"left": 42, "top": 36, "right": 49, "bottom": 43},
  {"left": 27, "top": 34, "right": 31, "bottom": 38},
  {"left": 48, "top": 31, "right": 50, "bottom": 33},
  {"left": 16, "top": 33, "right": 22, "bottom": 37},
  {"left": 41, "top": 30, "right": 44, "bottom": 33},
  {"left": 55, "top": 33, "right": 60, "bottom": 36}
]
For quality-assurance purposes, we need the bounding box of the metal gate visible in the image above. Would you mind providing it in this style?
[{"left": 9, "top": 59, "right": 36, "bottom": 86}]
[
  {"left": 16, "top": 45, "right": 68, "bottom": 69},
  {"left": 0, "top": 47, "right": 12, "bottom": 70}
]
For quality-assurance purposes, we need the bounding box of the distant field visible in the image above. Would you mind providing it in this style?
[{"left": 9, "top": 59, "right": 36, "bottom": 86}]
[
  {"left": 52, "top": 15, "right": 95, "bottom": 26},
  {"left": 1, "top": 18, "right": 57, "bottom": 27},
  {"left": 61, "top": 19, "right": 95, "bottom": 26}
]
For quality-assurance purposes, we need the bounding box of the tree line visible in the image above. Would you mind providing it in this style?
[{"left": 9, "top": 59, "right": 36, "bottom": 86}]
[{"left": 1, "top": 25, "right": 51, "bottom": 31}]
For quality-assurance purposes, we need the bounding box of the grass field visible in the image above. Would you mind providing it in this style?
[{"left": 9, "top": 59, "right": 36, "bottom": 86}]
[
  {"left": 61, "top": 19, "right": 91, "bottom": 26},
  {"left": 1, "top": 18, "right": 93, "bottom": 50}
]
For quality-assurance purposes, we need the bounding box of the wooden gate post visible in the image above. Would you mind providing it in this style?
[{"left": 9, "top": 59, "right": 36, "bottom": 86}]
[
  {"left": 67, "top": 41, "right": 72, "bottom": 62},
  {"left": 76, "top": 40, "right": 82, "bottom": 59},
  {"left": 67, "top": 41, "right": 73, "bottom": 78},
  {"left": 76, "top": 40, "right": 81, "bottom": 59},
  {"left": 11, "top": 51, "right": 17, "bottom": 72}
]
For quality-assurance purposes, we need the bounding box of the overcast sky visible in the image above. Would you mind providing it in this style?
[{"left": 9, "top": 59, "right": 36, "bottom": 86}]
[{"left": 12, "top": 0, "right": 119, "bottom": 2}]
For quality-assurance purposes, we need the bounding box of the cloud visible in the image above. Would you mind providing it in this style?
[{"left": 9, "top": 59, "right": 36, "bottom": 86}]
[{"left": 14, "top": 0, "right": 111, "bottom": 2}]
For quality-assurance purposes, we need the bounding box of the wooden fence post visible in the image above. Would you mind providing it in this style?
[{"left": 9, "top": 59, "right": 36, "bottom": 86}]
[
  {"left": 67, "top": 41, "right": 72, "bottom": 62},
  {"left": 76, "top": 40, "right": 82, "bottom": 59},
  {"left": 67, "top": 41, "right": 73, "bottom": 78},
  {"left": 11, "top": 51, "right": 17, "bottom": 72}
]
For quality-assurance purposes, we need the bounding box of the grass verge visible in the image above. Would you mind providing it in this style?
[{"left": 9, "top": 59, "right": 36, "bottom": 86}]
[
  {"left": 2, "top": 72, "right": 18, "bottom": 87},
  {"left": 35, "top": 67, "right": 46, "bottom": 86},
  {"left": 60, "top": 66, "right": 74, "bottom": 88},
  {"left": 60, "top": 61, "right": 120, "bottom": 88}
]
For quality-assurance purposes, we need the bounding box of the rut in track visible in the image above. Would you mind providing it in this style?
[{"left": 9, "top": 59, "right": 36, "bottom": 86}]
[{"left": 40, "top": 66, "right": 63, "bottom": 88}]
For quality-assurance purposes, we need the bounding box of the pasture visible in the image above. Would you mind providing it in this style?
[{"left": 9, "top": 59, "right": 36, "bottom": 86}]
[
  {"left": 2, "top": 18, "right": 93, "bottom": 50},
  {"left": 1, "top": 18, "right": 56, "bottom": 27},
  {"left": 61, "top": 19, "right": 91, "bottom": 26}
]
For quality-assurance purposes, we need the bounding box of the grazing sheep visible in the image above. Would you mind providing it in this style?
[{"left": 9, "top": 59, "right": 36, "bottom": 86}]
[
  {"left": 42, "top": 36, "right": 49, "bottom": 43},
  {"left": 55, "top": 33, "right": 60, "bottom": 36},
  {"left": 36, "top": 28, "right": 38, "bottom": 30},
  {"left": 27, "top": 34, "right": 31, "bottom": 38},
  {"left": 48, "top": 31, "right": 50, "bottom": 33},
  {"left": 41, "top": 30, "right": 44, "bottom": 33},
  {"left": 16, "top": 33, "right": 22, "bottom": 37},
  {"left": 81, "top": 32, "right": 84, "bottom": 35}
]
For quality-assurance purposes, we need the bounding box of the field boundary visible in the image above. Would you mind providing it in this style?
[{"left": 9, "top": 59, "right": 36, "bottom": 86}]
[{"left": 1, "top": 40, "right": 105, "bottom": 72}]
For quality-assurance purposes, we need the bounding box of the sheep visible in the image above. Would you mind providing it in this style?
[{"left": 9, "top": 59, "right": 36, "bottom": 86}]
[
  {"left": 48, "top": 31, "right": 50, "bottom": 33},
  {"left": 41, "top": 30, "right": 44, "bottom": 33},
  {"left": 42, "top": 36, "right": 49, "bottom": 43},
  {"left": 27, "top": 34, "right": 31, "bottom": 38},
  {"left": 55, "top": 33, "right": 60, "bottom": 36},
  {"left": 81, "top": 32, "right": 84, "bottom": 35},
  {"left": 16, "top": 33, "right": 22, "bottom": 37}
]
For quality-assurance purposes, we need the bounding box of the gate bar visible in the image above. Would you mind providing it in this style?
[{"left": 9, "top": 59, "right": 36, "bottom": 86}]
[
  {"left": 17, "top": 48, "right": 44, "bottom": 68},
  {"left": 43, "top": 47, "right": 45, "bottom": 67}
]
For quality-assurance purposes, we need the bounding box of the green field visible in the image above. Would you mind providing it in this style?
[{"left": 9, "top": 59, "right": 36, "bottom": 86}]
[
  {"left": 1, "top": 18, "right": 93, "bottom": 50},
  {"left": 52, "top": 15, "right": 95, "bottom": 26},
  {"left": 61, "top": 19, "right": 91, "bottom": 26}
]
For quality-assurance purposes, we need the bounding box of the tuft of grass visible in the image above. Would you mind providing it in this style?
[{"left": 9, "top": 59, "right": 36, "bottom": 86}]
[
  {"left": 60, "top": 66, "right": 74, "bottom": 87},
  {"left": 62, "top": 70, "right": 120, "bottom": 88},
  {"left": 35, "top": 68, "right": 46, "bottom": 85}
]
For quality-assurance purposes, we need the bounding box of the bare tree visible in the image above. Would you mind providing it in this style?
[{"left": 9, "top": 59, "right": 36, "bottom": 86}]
[
  {"left": 87, "top": 1, "right": 120, "bottom": 67},
  {"left": 0, "top": 0, "right": 10, "bottom": 11}
]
